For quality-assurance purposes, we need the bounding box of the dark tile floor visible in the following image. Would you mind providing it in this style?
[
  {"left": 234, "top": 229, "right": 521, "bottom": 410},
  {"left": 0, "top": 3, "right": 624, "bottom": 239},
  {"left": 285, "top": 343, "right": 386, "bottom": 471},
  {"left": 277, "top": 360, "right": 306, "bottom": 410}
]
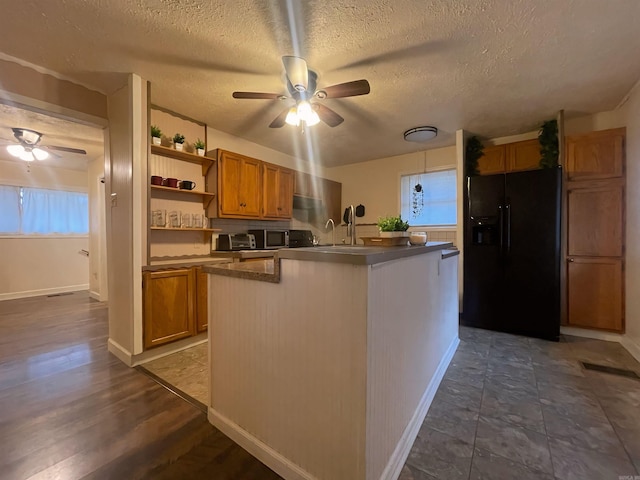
[
  {"left": 400, "top": 326, "right": 640, "bottom": 480},
  {"left": 143, "top": 326, "right": 640, "bottom": 480}
]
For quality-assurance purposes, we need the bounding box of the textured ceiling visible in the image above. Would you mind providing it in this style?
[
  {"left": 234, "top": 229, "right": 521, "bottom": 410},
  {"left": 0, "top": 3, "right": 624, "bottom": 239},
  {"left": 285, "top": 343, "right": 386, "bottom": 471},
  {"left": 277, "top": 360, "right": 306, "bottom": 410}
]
[
  {"left": 0, "top": 104, "right": 104, "bottom": 171},
  {"left": 0, "top": 0, "right": 639, "bottom": 167}
]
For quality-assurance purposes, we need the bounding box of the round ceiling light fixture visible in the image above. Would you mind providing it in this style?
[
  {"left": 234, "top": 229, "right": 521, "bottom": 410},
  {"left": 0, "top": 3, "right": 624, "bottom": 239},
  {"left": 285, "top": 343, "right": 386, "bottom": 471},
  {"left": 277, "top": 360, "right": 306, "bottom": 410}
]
[{"left": 404, "top": 126, "right": 438, "bottom": 143}]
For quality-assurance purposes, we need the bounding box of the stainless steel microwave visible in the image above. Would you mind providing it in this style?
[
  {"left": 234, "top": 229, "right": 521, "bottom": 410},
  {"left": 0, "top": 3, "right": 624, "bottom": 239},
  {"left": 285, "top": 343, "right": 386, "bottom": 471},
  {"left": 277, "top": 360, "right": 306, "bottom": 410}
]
[{"left": 248, "top": 229, "right": 289, "bottom": 249}]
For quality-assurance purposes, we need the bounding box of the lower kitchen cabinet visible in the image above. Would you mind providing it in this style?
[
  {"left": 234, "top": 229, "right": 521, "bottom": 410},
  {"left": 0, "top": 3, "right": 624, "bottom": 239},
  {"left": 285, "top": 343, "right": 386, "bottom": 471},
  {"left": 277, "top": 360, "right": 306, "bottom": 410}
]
[
  {"left": 143, "top": 268, "right": 195, "bottom": 349},
  {"left": 143, "top": 266, "right": 209, "bottom": 349},
  {"left": 195, "top": 266, "right": 208, "bottom": 333}
]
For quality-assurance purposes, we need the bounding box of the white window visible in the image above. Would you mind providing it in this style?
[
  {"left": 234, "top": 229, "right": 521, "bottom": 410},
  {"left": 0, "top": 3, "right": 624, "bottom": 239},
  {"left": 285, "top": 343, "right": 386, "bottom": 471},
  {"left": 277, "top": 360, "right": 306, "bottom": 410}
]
[
  {"left": 400, "top": 169, "right": 457, "bottom": 226},
  {"left": 0, "top": 185, "right": 88, "bottom": 235}
]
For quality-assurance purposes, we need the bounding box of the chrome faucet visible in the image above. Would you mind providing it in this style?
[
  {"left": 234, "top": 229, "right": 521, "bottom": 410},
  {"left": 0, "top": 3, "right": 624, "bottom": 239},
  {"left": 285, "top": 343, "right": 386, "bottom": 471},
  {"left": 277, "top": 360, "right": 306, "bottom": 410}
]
[
  {"left": 325, "top": 218, "right": 336, "bottom": 246},
  {"left": 347, "top": 205, "right": 356, "bottom": 245}
]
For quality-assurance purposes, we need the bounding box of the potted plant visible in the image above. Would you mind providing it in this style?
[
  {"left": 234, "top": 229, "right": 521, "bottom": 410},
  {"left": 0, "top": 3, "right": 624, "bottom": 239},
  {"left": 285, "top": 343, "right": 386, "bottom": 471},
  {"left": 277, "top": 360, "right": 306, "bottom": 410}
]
[
  {"left": 173, "top": 133, "right": 185, "bottom": 151},
  {"left": 194, "top": 138, "right": 205, "bottom": 156},
  {"left": 150, "top": 125, "right": 162, "bottom": 145},
  {"left": 377, "top": 215, "right": 410, "bottom": 237}
]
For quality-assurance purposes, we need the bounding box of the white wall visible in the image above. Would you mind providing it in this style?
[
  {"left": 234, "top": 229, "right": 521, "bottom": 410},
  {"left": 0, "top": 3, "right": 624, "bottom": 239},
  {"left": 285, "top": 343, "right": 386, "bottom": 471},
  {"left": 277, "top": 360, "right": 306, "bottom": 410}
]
[
  {"left": 0, "top": 159, "right": 89, "bottom": 300},
  {"left": 622, "top": 82, "right": 640, "bottom": 360},
  {"left": 88, "top": 155, "right": 107, "bottom": 301},
  {"left": 326, "top": 146, "right": 457, "bottom": 226}
]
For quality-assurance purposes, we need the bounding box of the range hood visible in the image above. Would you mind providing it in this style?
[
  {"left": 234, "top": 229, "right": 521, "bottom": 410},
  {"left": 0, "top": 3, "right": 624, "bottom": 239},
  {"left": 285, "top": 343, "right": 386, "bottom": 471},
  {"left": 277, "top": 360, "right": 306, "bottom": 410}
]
[{"left": 293, "top": 194, "right": 323, "bottom": 210}]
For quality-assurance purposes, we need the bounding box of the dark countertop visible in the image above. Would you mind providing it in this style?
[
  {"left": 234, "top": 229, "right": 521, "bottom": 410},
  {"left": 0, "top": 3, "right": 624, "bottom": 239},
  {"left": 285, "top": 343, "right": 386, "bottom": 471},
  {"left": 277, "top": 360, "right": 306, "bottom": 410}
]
[
  {"left": 210, "top": 250, "right": 277, "bottom": 260},
  {"left": 203, "top": 242, "right": 457, "bottom": 283},
  {"left": 277, "top": 241, "right": 454, "bottom": 266},
  {"left": 142, "top": 258, "right": 231, "bottom": 272}
]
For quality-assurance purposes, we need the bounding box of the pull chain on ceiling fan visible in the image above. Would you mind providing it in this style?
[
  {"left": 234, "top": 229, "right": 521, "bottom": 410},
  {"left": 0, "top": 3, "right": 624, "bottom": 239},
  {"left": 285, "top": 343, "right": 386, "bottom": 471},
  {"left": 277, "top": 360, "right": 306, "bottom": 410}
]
[{"left": 232, "top": 56, "right": 370, "bottom": 129}]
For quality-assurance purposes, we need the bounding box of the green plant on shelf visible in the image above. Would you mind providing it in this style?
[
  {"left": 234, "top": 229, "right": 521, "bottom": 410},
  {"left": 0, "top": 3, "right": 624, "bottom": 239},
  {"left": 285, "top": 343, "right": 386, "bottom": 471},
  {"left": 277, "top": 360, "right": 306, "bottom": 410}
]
[
  {"left": 194, "top": 138, "right": 205, "bottom": 149},
  {"left": 173, "top": 133, "right": 185, "bottom": 144},
  {"left": 377, "top": 215, "right": 410, "bottom": 232},
  {"left": 150, "top": 125, "right": 162, "bottom": 138}
]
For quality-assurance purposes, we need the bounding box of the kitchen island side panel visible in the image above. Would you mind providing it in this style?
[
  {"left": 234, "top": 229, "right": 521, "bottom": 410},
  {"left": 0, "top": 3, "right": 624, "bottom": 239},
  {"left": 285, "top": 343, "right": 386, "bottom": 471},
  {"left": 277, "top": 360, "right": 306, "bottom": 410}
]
[
  {"left": 208, "top": 260, "right": 369, "bottom": 480},
  {"left": 366, "top": 252, "right": 459, "bottom": 480}
]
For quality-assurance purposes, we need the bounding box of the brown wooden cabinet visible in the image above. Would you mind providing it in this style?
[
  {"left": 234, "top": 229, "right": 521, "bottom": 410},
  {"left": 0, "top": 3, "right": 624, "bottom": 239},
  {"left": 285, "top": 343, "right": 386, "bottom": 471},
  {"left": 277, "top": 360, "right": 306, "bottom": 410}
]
[
  {"left": 216, "top": 150, "right": 261, "bottom": 218},
  {"left": 143, "top": 268, "right": 195, "bottom": 349},
  {"left": 262, "top": 164, "right": 293, "bottom": 219},
  {"left": 194, "top": 266, "right": 208, "bottom": 333},
  {"left": 321, "top": 178, "right": 342, "bottom": 223},
  {"left": 478, "top": 145, "right": 506, "bottom": 175},
  {"left": 294, "top": 171, "right": 319, "bottom": 198},
  {"left": 506, "top": 139, "right": 542, "bottom": 172},
  {"left": 566, "top": 127, "right": 625, "bottom": 181},
  {"left": 478, "top": 139, "right": 541, "bottom": 175},
  {"left": 565, "top": 128, "right": 625, "bottom": 332},
  {"left": 567, "top": 257, "right": 623, "bottom": 331}
]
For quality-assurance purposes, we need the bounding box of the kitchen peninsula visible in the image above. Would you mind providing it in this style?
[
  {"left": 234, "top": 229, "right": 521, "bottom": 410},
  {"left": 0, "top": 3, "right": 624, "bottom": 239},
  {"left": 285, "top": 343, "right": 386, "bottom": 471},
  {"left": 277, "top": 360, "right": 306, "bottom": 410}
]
[{"left": 204, "top": 243, "right": 459, "bottom": 480}]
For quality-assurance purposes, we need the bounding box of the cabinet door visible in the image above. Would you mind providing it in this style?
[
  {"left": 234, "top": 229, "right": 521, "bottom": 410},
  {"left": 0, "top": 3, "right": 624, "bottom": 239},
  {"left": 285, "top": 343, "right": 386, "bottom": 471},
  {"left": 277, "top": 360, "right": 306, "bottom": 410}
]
[
  {"left": 239, "top": 156, "right": 262, "bottom": 217},
  {"left": 218, "top": 151, "right": 243, "bottom": 216},
  {"left": 478, "top": 145, "right": 506, "bottom": 175},
  {"left": 294, "top": 171, "right": 320, "bottom": 198},
  {"left": 277, "top": 168, "right": 293, "bottom": 218},
  {"left": 506, "top": 139, "right": 541, "bottom": 172},
  {"left": 143, "top": 269, "right": 194, "bottom": 349},
  {"left": 566, "top": 128, "right": 625, "bottom": 181},
  {"left": 218, "top": 151, "right": 262, "bottom": 218},
  {"left": 322, "top": 178, "right": 342, "bottom": 223},
  {"left": 195, "top": 267, "right": 208, "bottom": 333},
  {"left": 567, "top": 257, "right": 623, "bottom": 332},
  {"left": 567, "top": 183, "right": 624, "bottom": 257},
  {"left": 262, "top": 164, "right": 280, "bottom": 218}
]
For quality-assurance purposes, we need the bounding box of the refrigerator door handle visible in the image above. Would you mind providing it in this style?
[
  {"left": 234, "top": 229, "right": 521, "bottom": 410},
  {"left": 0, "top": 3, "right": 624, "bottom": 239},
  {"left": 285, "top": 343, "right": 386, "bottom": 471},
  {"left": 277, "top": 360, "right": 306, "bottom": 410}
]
[
  {"left": 498, "top": 204, "right": 504, "bottom": 255},
  {"left": 506, "top": 203, "right": 512, "bottom": 255}
]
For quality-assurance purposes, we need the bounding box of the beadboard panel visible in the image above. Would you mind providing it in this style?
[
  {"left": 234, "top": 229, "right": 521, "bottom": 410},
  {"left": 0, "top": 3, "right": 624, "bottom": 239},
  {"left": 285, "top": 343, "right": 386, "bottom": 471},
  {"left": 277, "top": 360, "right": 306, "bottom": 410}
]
[
  {"left": 366, "top": 254, "right": 459, "bottom": 479},
  {"left": 209, "top": 260, "right": 369, "bottom": 480}
]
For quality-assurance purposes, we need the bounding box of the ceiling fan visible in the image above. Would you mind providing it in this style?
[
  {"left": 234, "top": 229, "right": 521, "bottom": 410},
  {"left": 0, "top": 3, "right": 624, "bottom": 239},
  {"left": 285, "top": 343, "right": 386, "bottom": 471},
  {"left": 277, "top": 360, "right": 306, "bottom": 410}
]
[
  {"left": 232, "top": 56, "right": 370, "bottom": 128},
  {"left": 1, "top": 128, "right": 87, "bottom": 162}
]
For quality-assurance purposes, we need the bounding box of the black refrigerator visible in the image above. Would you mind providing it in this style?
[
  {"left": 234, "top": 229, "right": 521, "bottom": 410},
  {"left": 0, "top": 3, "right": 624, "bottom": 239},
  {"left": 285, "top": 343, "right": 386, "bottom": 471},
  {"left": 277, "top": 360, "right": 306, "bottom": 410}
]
[{"left": 462, "top": 167, "right": 562, "bottom": 341}]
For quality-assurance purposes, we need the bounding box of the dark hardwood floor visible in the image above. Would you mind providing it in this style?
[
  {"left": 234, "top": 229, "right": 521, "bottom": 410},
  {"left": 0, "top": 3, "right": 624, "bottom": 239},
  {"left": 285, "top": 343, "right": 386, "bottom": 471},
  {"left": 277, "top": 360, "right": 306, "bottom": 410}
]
[{"left": 0, "top": 291, "right": 280, "bottom": 480}]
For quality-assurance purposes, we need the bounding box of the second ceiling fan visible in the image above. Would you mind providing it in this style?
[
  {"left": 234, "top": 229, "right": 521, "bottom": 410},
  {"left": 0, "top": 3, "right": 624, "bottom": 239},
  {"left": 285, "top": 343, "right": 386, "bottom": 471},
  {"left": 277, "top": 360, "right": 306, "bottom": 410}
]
[{"left": 233, "top": 56, "right": 370, "bottom": 128}]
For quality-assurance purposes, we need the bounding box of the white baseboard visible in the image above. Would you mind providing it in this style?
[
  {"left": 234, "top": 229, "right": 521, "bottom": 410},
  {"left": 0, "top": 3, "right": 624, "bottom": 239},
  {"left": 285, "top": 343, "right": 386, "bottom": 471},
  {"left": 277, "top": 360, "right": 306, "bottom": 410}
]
[
  {"left": 108, "top": 334, "right": 208, "bottom": 368},
  {"left": 0, "top": 284, "right": 89, "bottom": 302},
  {"left": 621, "top": 335, "right": 640, "bottom": 363},
  {"left": 108, "top": 338, "right": 133, "bottom": 366},
  {"left": 207, "top": 335, "right": 460, "bottom": 480},
  {"left": 380, "top": 335, "right": 460, "bottom": 480},
  {"left": 208, "top": 408, "right": 315, "bottom": 480}
]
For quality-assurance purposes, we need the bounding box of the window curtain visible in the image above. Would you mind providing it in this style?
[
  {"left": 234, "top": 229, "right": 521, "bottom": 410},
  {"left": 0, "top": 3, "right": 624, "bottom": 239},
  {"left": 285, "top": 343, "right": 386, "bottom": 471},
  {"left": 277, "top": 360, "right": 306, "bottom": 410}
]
[
  {"left": 0, "top": 185, "right": 21, "bottom": 233},
  {"left": 21, "top": 188, "right": 88, "bottom": 234}
]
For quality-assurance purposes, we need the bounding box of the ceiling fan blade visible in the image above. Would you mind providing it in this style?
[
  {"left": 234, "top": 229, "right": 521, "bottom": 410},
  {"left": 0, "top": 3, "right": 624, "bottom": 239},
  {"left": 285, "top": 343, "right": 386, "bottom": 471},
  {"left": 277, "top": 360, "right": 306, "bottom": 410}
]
[
  {"left": 232, "top": 92, "right": 282, "bottom": 100},
  {"left": 45, "top": 145, "right": 87, "bottom": 155},
  {"left": 320, "top": 79, "right": 370, "bottom": 99},
  {"left": 269, "top": 108, "right": 290, "bottom": 128},
  {"left": 282, "top": 56, "right": 308, "bottom": 92},
  {"left": 313, "top": 103, "right": 344, "bottom": 127}
]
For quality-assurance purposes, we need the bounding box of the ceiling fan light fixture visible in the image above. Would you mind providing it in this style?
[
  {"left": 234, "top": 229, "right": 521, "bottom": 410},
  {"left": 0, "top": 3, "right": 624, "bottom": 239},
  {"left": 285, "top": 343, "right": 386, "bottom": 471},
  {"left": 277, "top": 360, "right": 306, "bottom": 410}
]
[
  {"left": 32, "top": 147, "right": 49, "bottom": 160},
  {"left": 7, "top": 144, "right": 25, "bottom": 157},
  {"left": 404, "top": 126, "right": 438, "bottom": 143},
  {"left": 285, "top": 107, "right": 300, "bottom": 126}
]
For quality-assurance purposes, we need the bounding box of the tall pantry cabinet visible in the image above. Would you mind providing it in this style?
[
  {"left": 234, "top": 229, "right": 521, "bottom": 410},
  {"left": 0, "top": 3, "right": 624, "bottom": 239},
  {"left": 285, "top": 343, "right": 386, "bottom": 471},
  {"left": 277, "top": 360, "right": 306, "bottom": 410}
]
[{"left": 565, "top": 127, "right": 626, "bottom": 332}]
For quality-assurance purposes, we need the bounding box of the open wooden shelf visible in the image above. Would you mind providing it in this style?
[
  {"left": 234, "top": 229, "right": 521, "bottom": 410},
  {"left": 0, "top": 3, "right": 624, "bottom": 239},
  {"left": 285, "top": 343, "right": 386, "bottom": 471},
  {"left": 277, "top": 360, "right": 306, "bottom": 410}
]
[
  {"left": 150, "top": 144, "right": 215, "bottom": 176},
  {"left": 150, "top": 184, "right": 216, "bottom": 209},
  {"left": 150, "top": 227, "right": 220, "bottom": 232}
]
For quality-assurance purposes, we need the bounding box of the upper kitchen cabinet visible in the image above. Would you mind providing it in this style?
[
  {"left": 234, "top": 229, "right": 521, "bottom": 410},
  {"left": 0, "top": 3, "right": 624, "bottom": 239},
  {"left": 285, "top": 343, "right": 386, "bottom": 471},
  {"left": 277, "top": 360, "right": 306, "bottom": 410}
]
[
  {"left": 506, "top": 139, "right": 542, "bottom": 172},
  {"left": 322, "top": 178, "right": 342, "bottom": 223},
  {"left": 478, "top": 145, "right": 506, "bottom": 175},
  {"left": 262, "top": 163, "right": 293, "bottom": 219},
  {"left": 566, "top": 127, "right": 625, "bottom": 181},
  {"left": 215, "top": 150, "right": 262, "bottom": 218},
  {"left": 478, "top": 139, "right": 541, "bottom": 175},
  {"left": 294, "top": 171, "right": 320, "bottom": 198}
]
